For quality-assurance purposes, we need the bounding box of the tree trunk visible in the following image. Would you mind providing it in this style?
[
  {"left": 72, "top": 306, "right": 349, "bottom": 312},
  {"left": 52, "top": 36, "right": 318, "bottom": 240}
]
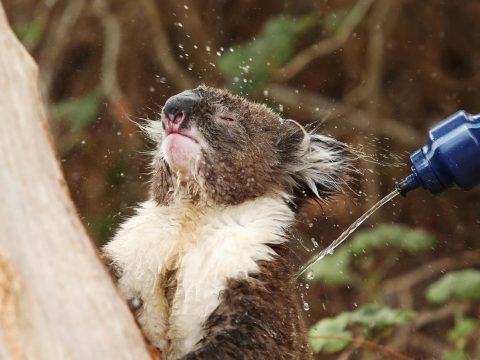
[{"left": 0, "top": 4, "right": 151, "bottom": 359}]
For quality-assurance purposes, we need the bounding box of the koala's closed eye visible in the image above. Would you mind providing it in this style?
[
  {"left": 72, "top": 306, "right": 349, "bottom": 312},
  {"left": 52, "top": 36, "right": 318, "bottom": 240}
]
[{"left": 217, "top": 115, "right": 236, "bottom": 123}]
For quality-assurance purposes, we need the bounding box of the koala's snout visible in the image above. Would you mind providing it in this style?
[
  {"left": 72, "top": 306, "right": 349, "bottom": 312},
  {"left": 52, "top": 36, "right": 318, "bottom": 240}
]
[{"left": 162, "top": 90, "right": 201, "bottom": 129}]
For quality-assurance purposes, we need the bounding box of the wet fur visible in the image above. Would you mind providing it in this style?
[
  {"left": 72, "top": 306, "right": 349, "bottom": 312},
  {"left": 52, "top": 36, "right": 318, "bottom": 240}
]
[{"left": 103, "top": 86, "right": 353, "bottom": 359}]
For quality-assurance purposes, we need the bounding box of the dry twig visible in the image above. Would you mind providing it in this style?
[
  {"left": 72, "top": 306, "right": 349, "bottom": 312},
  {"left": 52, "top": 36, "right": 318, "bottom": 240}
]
[
  {"left": 140, "top": 0, "right": 195, "bottom": 90},
  {"left": 92, "top": 0, "right": 136, "bottom": 133},
  {"left": 409, "top": 333, "right": 449, "bottom": 357},
  {"left": 165, "top": 0, "right": 222, "bottom": 84},
  {"left": 93, "top": 0, "right": 124, "bottom": 103},
  {"left": 263, "top": 83, "right": 421, "bottom": 147},
  {"left": 345, "top": 0, "right": 400, "bottom": 218},
  {"left": 310, "top": 335, "right": 413, "bottom": 360},
  {"left": 38, "top": 0, "right": 87, "bottom": 97},
  {"left": 344, "top": 0, "right": 403, "bottom": 106},
  {"left": 382, "top": 250, "right": 480, "bottom": 295},
  {"left": 276, "top": 0, "right": 375, "bottom": 81}
]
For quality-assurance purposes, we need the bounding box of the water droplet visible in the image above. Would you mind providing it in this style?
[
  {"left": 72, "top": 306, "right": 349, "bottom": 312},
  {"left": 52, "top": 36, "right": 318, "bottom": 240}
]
[
  {"left": 300, "top": 293, "right": 310, "bottom": 311},
  {"left": 303, "top": 300, "right": 310, "bottom": 311},
  {"left": 306, "top": 271, "right": 314, "bottom": 280}
]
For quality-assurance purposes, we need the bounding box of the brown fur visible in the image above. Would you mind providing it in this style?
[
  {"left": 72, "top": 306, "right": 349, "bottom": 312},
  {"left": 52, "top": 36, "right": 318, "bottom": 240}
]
[{"left": 180, "top": 245, "right": 311, "bottom": 360}]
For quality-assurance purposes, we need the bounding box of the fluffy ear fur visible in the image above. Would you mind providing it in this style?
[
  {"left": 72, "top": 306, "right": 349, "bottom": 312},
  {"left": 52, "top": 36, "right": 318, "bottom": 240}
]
[{"left": 279, "top": 120, "right": 355, "bottom": 207}]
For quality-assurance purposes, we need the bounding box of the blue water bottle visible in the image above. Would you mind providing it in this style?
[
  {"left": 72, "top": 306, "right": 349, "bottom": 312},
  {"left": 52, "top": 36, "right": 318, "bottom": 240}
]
[{"left": 397, "top": 111, "right": 480, "bottom": 195}]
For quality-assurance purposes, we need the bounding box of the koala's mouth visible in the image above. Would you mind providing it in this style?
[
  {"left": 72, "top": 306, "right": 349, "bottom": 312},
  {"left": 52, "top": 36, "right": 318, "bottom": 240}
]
[
  {"left": 166, "top": 129, "right": 199, "bottom": 144},
  {"left": 162, "top": 127, "right": 203, "bottom": 173}
]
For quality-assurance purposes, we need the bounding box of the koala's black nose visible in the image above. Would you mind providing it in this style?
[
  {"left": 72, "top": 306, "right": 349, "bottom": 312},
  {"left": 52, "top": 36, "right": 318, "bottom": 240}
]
[{"left": 162, "top": 90, "right": 201, "bottom": 127}]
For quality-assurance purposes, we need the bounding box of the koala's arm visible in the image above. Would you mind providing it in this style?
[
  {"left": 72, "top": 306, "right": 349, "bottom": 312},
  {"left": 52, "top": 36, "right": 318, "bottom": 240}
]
[
  {"left": 100, "top": 252, "right": 123, "bottom": 282},
  {"left": 180, "top": 250, "right": 312, "bottom": 360}
]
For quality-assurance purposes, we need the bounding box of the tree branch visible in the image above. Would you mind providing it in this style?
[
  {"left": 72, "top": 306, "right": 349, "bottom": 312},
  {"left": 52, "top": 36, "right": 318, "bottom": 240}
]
[
  {"left": 139, "top": 0, "right": 196, "bottom": 90},
  {"left": 0, "top": 4, "right": 151, "bottom": 358},
  {"left": 263, "top": 83, "right": 421, "bottom": 148},
  {"left": 276, "top": 0, "right": 376, "bottom": 81},
  {"left": 310, "top": 335, "right": 413, "bottom": 360},
  {"left": 37, "top": 0, "right": 87, "bottom": 98},
  {"left": 382, "top": 250, "right": 480, "bottom": 295}
]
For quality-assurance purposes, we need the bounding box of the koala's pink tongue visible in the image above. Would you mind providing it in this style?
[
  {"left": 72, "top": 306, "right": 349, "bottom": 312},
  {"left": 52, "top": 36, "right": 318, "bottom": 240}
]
[{"left": 162, "top": 133, "right": 201, "bottom": 171}]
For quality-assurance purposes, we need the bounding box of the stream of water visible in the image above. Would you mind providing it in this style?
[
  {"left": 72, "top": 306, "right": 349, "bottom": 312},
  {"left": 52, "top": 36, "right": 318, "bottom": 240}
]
[{"left": 296, "top": 189, "right": 400, "bottom": 279}]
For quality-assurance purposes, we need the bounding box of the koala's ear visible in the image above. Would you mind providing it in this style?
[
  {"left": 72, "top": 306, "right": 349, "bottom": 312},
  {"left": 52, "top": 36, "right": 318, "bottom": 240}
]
[{"left": 278, "top": 120, "right": 354, "bottom": 204}]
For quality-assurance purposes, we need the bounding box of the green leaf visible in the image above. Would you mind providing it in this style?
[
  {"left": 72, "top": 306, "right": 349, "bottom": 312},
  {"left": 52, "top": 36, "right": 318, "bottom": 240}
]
[
  {"left": 426, "top": 269, "right": 480, "bottom": 304},
  {"left": 307, "top": 248, "right": 351, "bottom": 284},
  {"left": 349, "top": 224, "right": 434, "bottom": 255},
  {"left": 308, "top": 305, "right": 414, "bottom": 354},
  {"left": 13, "top": 15, "right": 46, "bottom": 49},
  {"left": 349, "top": 304, "right": 415, "bottom": 329},
  {"left": 309, "top": 314, "right": 352, "bottom": 353},
  {"left": 448, "top": 317, "right": 477, "bottom": 342},
  {"left": 218, "top": 14, "right": 318, "bottom": 94},
  {"left": 443, "top": 350, "right": 470, "bottom": 360},
  {"left": 53, "top": 92, "right": 101, "bottom": 131}
]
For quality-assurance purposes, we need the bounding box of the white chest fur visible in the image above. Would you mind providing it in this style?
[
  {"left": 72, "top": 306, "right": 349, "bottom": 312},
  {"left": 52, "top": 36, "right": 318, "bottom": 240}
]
[{"left": 103, "top": 196, "right": 294, "bottom": 359}]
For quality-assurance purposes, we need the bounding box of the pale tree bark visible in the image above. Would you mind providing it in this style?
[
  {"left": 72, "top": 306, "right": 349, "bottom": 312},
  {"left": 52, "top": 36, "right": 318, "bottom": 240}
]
[{"left": 0, "top": 4, "right": 151, "bottom": 360}]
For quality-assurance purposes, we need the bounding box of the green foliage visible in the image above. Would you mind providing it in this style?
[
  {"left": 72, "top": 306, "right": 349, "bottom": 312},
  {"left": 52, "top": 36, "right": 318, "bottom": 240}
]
[
  {"left": 441, "top": 307, "right": 478, "bottom": 360},
  {"left": 218, "top": 14, "right": 318, "bottom": 94},
  {"left": 348, "top": 304, "right": 415, "bottom": 329},
  {"left": 448, "top": 317, "right": 477, "bottom": 342},
  {"left": 306, "top": 224, "right": 480, "bottom": 358},
  {"left": 309, "top": 305, "right": 414, "bottom": 354},
  {"left": 14, "top": 15, "right": 46, "bottom": 49},
  {"left": 443, "top": 350, "right": 470, "bottom": 360},
  {"left": 349, "top": 224, "right": 434, "bottom": 254},
  {"left": 53, "top": 92, "right": 101, "bottom": 131},
  {"left": 308, "top": 314, "right": 351, "bottom": 353},
  {"left": 308, "top": 224, "right": 434, "bottom": 284},
  {"left": 426, "top": 269, "right": 480, "bottom": 304}
]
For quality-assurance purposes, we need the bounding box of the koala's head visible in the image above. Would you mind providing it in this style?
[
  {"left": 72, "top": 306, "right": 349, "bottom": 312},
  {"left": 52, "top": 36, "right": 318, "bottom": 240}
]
[{"left": 147, "top": 85, "right": 353, "bottom": 207}]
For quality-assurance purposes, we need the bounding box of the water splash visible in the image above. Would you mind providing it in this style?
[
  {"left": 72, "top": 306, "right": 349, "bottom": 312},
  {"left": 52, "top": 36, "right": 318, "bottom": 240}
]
[
  {"left": 300, "top": 292, "right": 310, "bottom": 311},
  {"left": 297, "top": 189, "right": 400, "bottom": 278}
]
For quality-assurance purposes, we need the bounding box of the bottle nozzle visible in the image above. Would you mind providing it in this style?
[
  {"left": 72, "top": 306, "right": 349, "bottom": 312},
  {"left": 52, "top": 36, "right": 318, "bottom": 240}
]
[{"left": 396, "top": 174, "right": 420, "bottom": 196}]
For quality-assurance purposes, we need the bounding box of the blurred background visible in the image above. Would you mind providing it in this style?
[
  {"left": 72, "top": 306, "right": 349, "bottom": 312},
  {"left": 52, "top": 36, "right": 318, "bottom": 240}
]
[{"left": 4, "top": 0, "right": 480, "bottom": 358}]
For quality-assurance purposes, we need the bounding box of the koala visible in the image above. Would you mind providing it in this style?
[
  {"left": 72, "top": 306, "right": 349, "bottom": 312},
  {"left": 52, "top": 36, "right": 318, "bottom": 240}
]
[{"left": 103, "top": 86, "right": 352, "bottom": 359}]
